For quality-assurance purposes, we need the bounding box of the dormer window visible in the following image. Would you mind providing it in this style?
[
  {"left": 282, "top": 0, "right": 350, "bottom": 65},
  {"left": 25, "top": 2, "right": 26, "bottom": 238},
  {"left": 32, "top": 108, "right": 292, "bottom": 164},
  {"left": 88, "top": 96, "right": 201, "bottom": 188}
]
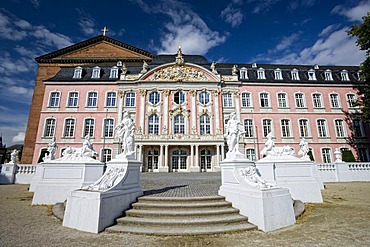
[
  {"left": 324, "top": 69, "right": 333, "bottom": 81},
  {"left": 239, "top": 67, "right": 248, "bottom": 79},
  {"left": 340, "top": 70, "right": 349, "bottom": 81},
  {"left": 274, "top": 68, "right": 283, "bottom": 80},
  {"left": 109, "top": 66, "right": 119, "bottom": 79},
  {"left": 91, "top": 66, "right": 101, "bottom": 79},
  {"left": 291, "top": 69, "right": 300, "bottom": 80},
  {"left": 308, "top": 69, "right": 317, "bottom": 80},
  {"left": 257, "top": 68, "right": 266, "bottom": 79},
  {"left": 73, "top": 66, "right": 82, "bottom": 79},
  {"left": 252, "top": 63, "right": 257, "bottom": 68}
]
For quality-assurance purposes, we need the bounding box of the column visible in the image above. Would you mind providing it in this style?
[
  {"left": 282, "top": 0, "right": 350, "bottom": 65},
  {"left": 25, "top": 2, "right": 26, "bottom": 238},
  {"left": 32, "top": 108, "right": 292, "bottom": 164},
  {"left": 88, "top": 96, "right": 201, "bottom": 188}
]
[
  {"left": 139, "top": 90, "right": 146, "bottom": 132},
  {"left": 221, "top": 144, "right": 225, "bottom": 161},
  {"left": 215, "top": 145, "right": 221, "bottom": 171},
  {"left": 190, "top": 90, "right": 197, "bottom": 132},
  {"left": 213, "top": 90, "right": 220, "bottom": 134},
  {"left": 190, "top": 145, "right": 194, "bottom": 167},
  {"left": 117, "top": 90, "right": 124, "bottom": 123},
  {"left": 195, "top": 145, "right": 199, "bottom": 168},
  {"left": 163, "top": 90, "right": 170, "bottom": 133},
  {"left": 164, "top": 145, "right": 169, "bottom": 169},
  {"left": 159, "top": 144, "right": 168, "bottom": 172}
]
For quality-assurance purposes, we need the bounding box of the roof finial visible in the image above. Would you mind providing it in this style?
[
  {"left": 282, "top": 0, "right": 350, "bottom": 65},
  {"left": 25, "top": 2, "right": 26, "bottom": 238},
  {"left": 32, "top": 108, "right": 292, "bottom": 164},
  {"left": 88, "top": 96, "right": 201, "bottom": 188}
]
[
  {"left": 101, "top": 26, "right": 108, "bottom": 36},
  {"left": 175, "top": 45, "right": 184, "bottom": 65}
]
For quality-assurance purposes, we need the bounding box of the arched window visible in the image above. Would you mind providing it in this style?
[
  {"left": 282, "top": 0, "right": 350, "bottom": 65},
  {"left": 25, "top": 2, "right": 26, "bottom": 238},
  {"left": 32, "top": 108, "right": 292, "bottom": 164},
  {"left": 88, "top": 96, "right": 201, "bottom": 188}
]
[
  {"left": 49, "top": 91, "right": 60, "bottom": 107},
  {"left": 87, "top": 92, "right": 98, "bottom": 107},
  {"left": 199, "top": 91, "right": 210, "bottom": 105},
  {"left": 149, "top": 91, "right": 160, "bottom": 105},
  {"left": 91, "top": 66, "right": 101, "bottom": 78},
  {"left": 73, "top": 66, "right": 83, "bottom": 79},
  {"left": 148, "top": 114, "right": 160, "bottom": 135},
  {"left": 84, "top": 118, "right": 95, "bottom": 137},
  {"left": 103, "top": 118, "right": 114, "bottom": 137},
  {"left": 199, "top": 115, "right": 211, "bottom": 135}
]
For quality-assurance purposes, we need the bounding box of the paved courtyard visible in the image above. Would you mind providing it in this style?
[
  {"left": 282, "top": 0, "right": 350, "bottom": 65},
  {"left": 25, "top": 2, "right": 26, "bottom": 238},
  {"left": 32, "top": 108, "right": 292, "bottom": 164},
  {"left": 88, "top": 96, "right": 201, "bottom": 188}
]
[{"left": 0, "top": 173, "right": 370, "bottom": 247}]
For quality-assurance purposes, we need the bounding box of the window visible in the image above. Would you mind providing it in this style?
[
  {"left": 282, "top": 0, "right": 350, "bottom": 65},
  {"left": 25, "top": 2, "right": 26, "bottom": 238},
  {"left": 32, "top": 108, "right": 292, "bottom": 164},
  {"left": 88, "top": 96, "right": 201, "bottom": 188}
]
[
  {"left": 64, "top": 118, "right": 75, "bottom": 137},
  {"left": 317, "top": 119, "right": 327, "bottom": 137},
  {"left": 257, "top": 68, "right": 266, "bottom": 79},
  {"left": 148, "top": 149, "right": 159, "bottom": 170},
  {"left": 102, "top": 148, "right": 112, "bottom": 162},
  {"left": 299, "top": 119, "right": 309, "bottom": 137},
  {"left": 73, "top": 66, "right": 82, "bottom": 79},
  {"left": 244, "top": 119, "right": 254, "bottom": 137},
  {"left": 274, "top": 68, "right": 283, "bottom": 80},
  {"left": 174, "top": 91, "right": 185, "bottom": 105},
  {"left": 291, "top": 69, "right": 300, "bottom": 80},
  {"left": 49, "top": 92, "right": 60, "bottom": 107},
  {"left": 199, "top": 115, "right": 211, "bottom": 135},
  {"left": 44, "top": 118, "right": 56, "bottom": 137},
  {"left": 262, "top": 119, "right": 272, "bottom": 137},
  {"left": 324, "top": 69, "right": 333, "bottom": 81},
  {"left": 172, "top": 149, "right": 187, "bottom": 170},
  {"left": 239, "top": 68, "right": 248, "bottom": 79},
  {"left": 125, "top": 92, "right": 136, "bottom": 107},
  {"left": 149, "top": 91, "right": 160, "bottom": 105},
  {"left": 241, "top": 92, "right": 251, "bottom": 107},
  {"left": 87, "top": 92, "right": 97, "bottom": 107},
  {"left": 312, "top": 93, "right": 323, "bottom": 108},
  {"left": 346, "top": 94, "right": 356, "bottom": 108},
  {"left": 109, "top": 66, "right": 119, "bottom": 79},
  {"left": 277, "top": 93, "right": 287, "bottom": 108},
  {"left": 68, "top": 92, "right": 79, "bottom": 107},
  {"left": 340, "top": 70, "right": 349, "bottom": 81},
  {"left": 199, "top": 91, "right": 210, "bottom": 105},
  {"left": 358, "top": 148, "right": 369, "bottom": 162},
  {"left": 260, "top": 92, "right": 269, "bottom": 107},
  {"left": 330, "top": 94, "right": 340, "bottom": 108},
  {"left": 322, "top": 148, "right": 332, "bottom": 163},
  {"left": 222, "top": 93, "right": 233, "bottom": 107},
  {"left": 84, "top": 118, "right": 95, "bottom": 137},
  {"left": 353, "top": 119, "right": 364, "bottom": 137},
  {"left": 281, "top": 119, "right": 291, "bottom": 137},
  {"left": 174, "top": 115, "right": 185, "bottom": 134},
  {"left": 106, "top": 92, "right": 117, "bottom": 107},
  {"left": 246, "top": 149, "right": 256, "bottom": 161},
  {"left": 295, "top": 93, "right": 305, "bottom": 108},
  {"left": 91, "top": 66, "right": 101, "bottom": 78},
  {"left": 200, "top": 149, "right": 212, "bottom": 170},
  {"left": 334, "top": 119, "right": 345, "bottom": 137},
  {"left": 148, "top": 114, "right": 160, "bottom": 135},
  {"left": 307, "top": 69, "right": 316, "bottom": 80},
  {"left": 104, "top": 118, "right": 114, "bottom": 137}
]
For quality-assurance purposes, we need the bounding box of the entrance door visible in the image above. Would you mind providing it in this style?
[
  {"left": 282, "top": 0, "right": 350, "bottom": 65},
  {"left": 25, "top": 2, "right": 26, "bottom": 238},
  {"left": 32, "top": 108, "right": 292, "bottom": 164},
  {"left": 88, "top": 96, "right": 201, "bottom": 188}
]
[
  {"left": 147, "top": 149, "right": 159, "bottom": 172},
  {"left": 200, "top": 149, "right": 212, "bottom": 172},
  {"left": 171, "top": 149, "right": 187, "bottom": 172}
]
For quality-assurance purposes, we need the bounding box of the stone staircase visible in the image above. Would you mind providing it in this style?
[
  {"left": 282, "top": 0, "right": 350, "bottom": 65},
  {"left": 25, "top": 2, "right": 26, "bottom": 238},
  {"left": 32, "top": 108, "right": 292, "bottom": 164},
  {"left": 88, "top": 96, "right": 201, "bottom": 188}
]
[{"left": 106, "top": 195, "right": 257, "bottom": 235}]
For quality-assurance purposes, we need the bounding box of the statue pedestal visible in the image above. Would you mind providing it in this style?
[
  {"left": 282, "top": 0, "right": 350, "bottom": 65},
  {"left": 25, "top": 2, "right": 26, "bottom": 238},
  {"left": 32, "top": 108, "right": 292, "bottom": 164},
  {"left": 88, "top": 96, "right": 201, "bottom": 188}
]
[
  {"left": 256, "top": 155, "right": 323, "bottom": 203},
  {"left": 218, "top": 157, "right": 295, "bottom": 232},
  {"left": 31, "top": 159, "right": 105, "bottom": 205},
  {"left": 63, "top": 156, "right": 142, "bottom": 233},
  {"left": 0, "top": 162, "right": 17, "bottom": 184}
]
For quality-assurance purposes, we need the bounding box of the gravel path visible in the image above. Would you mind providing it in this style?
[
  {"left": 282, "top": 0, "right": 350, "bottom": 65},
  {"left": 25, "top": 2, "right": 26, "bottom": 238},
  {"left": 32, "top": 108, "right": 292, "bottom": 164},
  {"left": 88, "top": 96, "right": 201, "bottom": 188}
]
[{"left": 1, "top": 182, "right": 370, "bottom": 247}]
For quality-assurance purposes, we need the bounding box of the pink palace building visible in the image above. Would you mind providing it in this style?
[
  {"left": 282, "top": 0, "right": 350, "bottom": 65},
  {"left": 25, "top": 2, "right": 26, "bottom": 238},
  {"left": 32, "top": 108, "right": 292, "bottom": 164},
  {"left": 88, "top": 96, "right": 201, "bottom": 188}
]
[{"left": 23, "top": 35, "right": 370, "bottom": 171}]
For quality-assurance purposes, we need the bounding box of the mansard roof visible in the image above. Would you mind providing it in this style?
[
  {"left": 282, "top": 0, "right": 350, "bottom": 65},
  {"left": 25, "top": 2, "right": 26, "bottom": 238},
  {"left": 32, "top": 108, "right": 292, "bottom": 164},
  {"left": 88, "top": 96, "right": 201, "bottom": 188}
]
[{"left": 35, "top": 35, "right": 156, "bottom": 64}]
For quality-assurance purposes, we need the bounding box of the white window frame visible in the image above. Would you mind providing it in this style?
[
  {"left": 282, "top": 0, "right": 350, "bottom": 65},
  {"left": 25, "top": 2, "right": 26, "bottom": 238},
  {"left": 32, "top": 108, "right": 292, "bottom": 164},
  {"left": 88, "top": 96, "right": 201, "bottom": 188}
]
[
  {"left": 281, "top": 119, "right": 291, "bottom": 138},
  {"left": 257, "top": 68, "right": 266, "bottom": 79},
  {"left": 199, "top": 91, "right": 210, "bottom": 105},
  {"left": 109, "top": 66, "right": 119, "bottom": 79},
  {"left": 340, "top": 70, "right": 350, "bottom": 81},
  {"left": 63, "top": 118, "right": 75, "bottom": 138},
  {"left": 262, "top": 119, "right": 272, "bottom": 137},
  {"left": 277, "top": 93, "right": 288, "bottom": 108},
  {"left": 174, "top": 91, "right": 186, "bottom": 105},
  {"left": 317, "top": 119, "right": 328, "bottom": 138},
  {"left": 67, "top": 91, "right": 79, "bottom": 107},
  {"left": 49, "top": 91, "right": 61, "bottom": 107},
  {"left": 274, "top": 68, "right": 283, "bottom": 80},
  {"left": 239, "top": 67, "right": 248, "bottom": 79},
  {"left": 259, "top": 92, "right": 270, "bottom": 108},
  {"left": 329, "top": 93, "right": 340, "bottom": 108},
  {"left": 245, "top": 148, "right": 256, "bottom": 161},
  {"left": 91, "top": 66, "right": 101, "bottom": 79},
  {"left": 87, "top": 91, "right": 98, "bottom": 107},
  {"left": 324, "top": 69, "right": 333, "bottom": 81},
  {"left": 346, "top": 93, "right": 356, "bottom": 108},
  {"left": 174, "top": 114, "right": 185, "bottom": 134},
  {"left": 334, "top": 119, "right": 346, "bottom": 137},
  {"left": 321, "top": 148, "right": 332, "bottom": 163},
  {"left": 125, "top": 92, "right": 136, "bottom": 107},
  {"left": 312, "top": 93, "right": 323, "bottom": 108},
  {"left": 222, "top": 93, "right": 233, "bottom": 107},
  {"left": 295, "top": 93, "right": 306, "bottom": 108},
  {"left": 244, "top": 119, "right": 254, "bottom": 138},
  {"left": 307, "top": 69, "right": 317, "bottom": 80},
  {"left": 44, "top": 118, "right": 56, "bottom": 137},
  {"left": 101, "top": 148, "right": 113, "bottom": 162},
  {"left": 149, "top": 91, "right": 160, "bottom": 105},
  {"left": 148, "top": 114, "right": 160, "bottom": 135},
  {"left": 199, "top": 114, "right": 211, "bottom": 135},
  {"left": 106, "top": 91, "right": 117, "bottom": 107},
  {"left": 83, "top": 118, "right": 95, "bottom": 138},
  {"left": 73, "top": 66, "right": 82, "bottom": 79},
  {"left": 103, "top": 118, "right": 115, "bottom": 138},
  {"left": 291, "top": 69, "right": 300, "bottom": 80},
  {"left": 298, "top": 119, "right": 309, "bottom": 137},
  {"left": 241, "top": 92, "right": 252, "bottom": 107}
]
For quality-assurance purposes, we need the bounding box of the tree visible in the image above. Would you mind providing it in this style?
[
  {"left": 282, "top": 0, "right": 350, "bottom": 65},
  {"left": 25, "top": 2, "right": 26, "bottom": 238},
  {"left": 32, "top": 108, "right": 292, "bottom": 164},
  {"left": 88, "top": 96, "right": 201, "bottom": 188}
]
[{"left": 347, "top": 12, "right": 370, "bottom": 122}]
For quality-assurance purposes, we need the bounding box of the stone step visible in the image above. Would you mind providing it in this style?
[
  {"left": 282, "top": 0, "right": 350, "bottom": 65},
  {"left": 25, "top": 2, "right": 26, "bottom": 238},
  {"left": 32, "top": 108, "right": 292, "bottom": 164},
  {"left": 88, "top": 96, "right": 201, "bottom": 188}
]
[
  {"left": 132, "top": 200, "right": 232, "bottom": 210},
  {"left": 117, "top": 214, "right": 248, "bottom": 226},
  {"left": 106, "top": 222, "right": 257, "bottom": 236},
  {"left": 138, "top": 196, "right": 226, "bottom": 204},
  {"left": 125, "top": 207, "right": 240, "bottom": 218}
]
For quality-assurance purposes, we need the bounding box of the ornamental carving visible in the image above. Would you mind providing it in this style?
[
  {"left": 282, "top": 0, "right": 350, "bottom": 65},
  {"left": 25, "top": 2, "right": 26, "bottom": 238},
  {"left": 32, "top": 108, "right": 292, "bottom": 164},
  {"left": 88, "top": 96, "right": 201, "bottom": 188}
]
[
  {"left": 189, "top": 89, "right": 197, "bottom": 96},
  {"left": 138, "top": 89, "right": 147, "bottom": 96},
  {"left": 150, "top": 65, "right": 208, "bottom": 82},
  {"left": 162, "top": 89, "right": 170, "bottom": 96},
  {"left": 118, "top": 90, "right": 125, "bottom": 98}
]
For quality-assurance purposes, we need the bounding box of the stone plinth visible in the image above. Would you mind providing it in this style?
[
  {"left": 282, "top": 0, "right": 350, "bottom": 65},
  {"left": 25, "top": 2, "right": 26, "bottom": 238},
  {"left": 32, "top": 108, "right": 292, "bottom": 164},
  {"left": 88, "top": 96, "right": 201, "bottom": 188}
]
[
  {"left": 218, "top": 157, "right": 295, "bottom": 232},
  {"left": 31, "top": 159, "right": 104, "bottom": 205},
  {"left": 63, "top": 155, "right": 143, "bottom": 233},
  {"left": 0, "top": 163, "right": 17, "bottom": 184},
  {"left": 256, "top": 155, "right": 323, "bottom": 203}
]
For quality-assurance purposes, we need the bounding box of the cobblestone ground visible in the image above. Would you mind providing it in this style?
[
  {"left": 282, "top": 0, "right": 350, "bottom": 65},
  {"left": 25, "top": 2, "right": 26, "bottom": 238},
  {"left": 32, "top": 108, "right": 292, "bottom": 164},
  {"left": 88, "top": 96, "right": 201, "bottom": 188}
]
[{"left": 0, "top": 174, "right": 370, "bottom": 247}]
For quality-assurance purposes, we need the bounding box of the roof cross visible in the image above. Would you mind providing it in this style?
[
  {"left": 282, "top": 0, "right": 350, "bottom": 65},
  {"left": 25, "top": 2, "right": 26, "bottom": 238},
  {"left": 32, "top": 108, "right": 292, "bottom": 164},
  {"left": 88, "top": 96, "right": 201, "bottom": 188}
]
[{"left": 101, "top": 26, "right": 108, "bottom": 36}]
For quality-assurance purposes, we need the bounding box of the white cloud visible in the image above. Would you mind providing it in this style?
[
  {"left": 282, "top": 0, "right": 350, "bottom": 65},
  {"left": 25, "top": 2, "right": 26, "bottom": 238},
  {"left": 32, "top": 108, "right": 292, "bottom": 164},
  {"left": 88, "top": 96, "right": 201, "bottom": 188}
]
[
  {"left": 0, "top": 51, "right": 32, "bottom": 76},
  {"left": 31, "top": 25, "right": 73, "bottom": 49},
  {"left": 76, "top": 9, "right": 96, "bottom": 36},
  {"left": 31, "top": 0, "right": 41, "bottom": 9},
  {"left": 0, "top": 9, "right": 28, "bottom": 41},
  {"left": 274, "top": 32, "right": 301, "bottom": 51},
  {"left": 220, "top": 5, "right": 244, "bottom": 28},
  {"left": 332, "top": 0, "right": 370, "bottom": 22},
  {"left": 134, "top": 0, "right": 227, "bottom": 55},
  {"left": 12, "top": 132, "right": 25, "bottom": 143}
]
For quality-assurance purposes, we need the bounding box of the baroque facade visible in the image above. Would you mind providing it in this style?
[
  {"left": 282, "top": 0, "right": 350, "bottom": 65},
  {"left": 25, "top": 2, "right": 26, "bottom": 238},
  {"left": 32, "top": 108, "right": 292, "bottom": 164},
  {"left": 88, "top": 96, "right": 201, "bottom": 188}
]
[{"left": 23, "top": 35, "right": 370, "bottom": 171}]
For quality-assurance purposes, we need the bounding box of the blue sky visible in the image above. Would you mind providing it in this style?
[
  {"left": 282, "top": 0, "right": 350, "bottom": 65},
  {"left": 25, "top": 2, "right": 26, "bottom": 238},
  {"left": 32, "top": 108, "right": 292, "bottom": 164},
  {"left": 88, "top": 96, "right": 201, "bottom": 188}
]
[{"left": 0, "top": 0, "right": 368, "bottom": 147}]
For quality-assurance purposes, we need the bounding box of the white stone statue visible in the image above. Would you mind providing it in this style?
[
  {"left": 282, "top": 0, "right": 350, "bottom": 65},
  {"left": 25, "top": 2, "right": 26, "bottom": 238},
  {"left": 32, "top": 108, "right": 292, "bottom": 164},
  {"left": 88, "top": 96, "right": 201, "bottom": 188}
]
[
  {"left": 240, "top": 166, "right": 278, "bottom": 190},
  {"left": 334, "top": 148, "right": 343, "bottom": 163},
  {"left": 59, "top": 136, "right": 97, "bottom": 161},
  {"left": 115, "top": 111, "right": 135, "bottom": 157},
  {"left": 260, "top": 132, "right": 275, "bottom": 157},
  {"left": 9, "top": 149, "right": 18, "bottom": 164},
  {"left": 210, "top": 62, "right": 218, "bottom": 74},
  {"left": 298, "top": 137, "right": 310, "bottom": 160},
  {"left": 140, "top": 61, "right": 149, "bottom": 74},
  {"left": 232, "top": 64, "right": 238, "bottom": 75},
  {"left": 84, "top": 167, "right": 125, "bottom": 191},
  {"left": 81, "top": 135, "right": 96, "bottom": 157},
  {"left": 224, "top": 112, "right": 245, "bottom": 155},
  {"left": 43, "top": 137, "right": 58, "bottom": 161}
]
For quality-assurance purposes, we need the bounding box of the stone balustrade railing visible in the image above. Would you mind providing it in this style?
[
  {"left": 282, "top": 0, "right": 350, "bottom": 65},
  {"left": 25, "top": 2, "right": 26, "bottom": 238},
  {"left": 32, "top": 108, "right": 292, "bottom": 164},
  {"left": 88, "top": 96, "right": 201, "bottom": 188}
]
[
  {"left": 317, "top": 162, "right": 370, "bottom": 182},
  {"left": 15, "top": 164, "right": 37, "bottom": 184}
]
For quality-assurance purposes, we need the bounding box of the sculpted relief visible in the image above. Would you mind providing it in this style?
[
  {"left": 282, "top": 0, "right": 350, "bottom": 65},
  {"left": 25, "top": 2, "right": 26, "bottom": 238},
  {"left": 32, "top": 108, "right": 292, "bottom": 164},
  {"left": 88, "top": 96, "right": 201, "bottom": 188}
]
[{"left": 149, "top": 65, "right": 209, "bottom": 82}]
